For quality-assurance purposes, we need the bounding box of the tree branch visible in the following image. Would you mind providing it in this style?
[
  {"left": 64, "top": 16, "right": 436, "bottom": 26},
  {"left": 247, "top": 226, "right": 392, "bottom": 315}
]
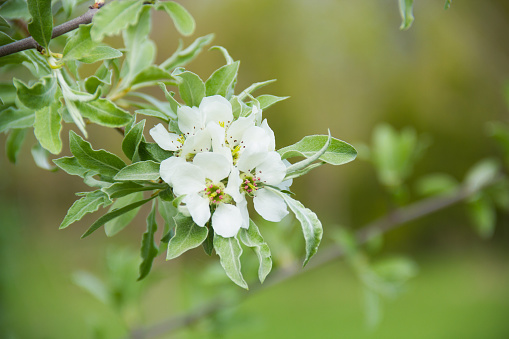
[
  {"left": 0, "top": 8, "right": 100, "bottom": 58},
  {"left": 129, "top": 174, "right": 504, "bottom": 338}
]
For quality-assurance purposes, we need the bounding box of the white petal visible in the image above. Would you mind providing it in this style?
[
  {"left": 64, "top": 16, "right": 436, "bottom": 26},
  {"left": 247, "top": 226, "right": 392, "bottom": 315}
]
[
  {"left": 253, "top": 189, "right": 289, "bottom": 222},
  {"left": 178, "top": 106, "right": 204, "bottom": 135},
  {"left": 149, "top": 124, "right": 181, "bottom": 151},
  {"left": 227, "top": 115, "right": 255, "bottom": 146},
  {"left": 212, "top": 203, "right": 242, "bottom": 237},
  {"left": 200, "top": 95, "right": 233, "bottom": 125},
  {"left": 160, "top": 156, "right": 186, "bottom": 185},
  {"left": 256, "top": 151, "right": 286, "bottom": 185},
  {"left": 225, "top": 167, "right": 243, "bottom": 203},
  {"left": 251, "top": 104, "right": 263, "bottom": 125},
  {"left": 237, "top": 198, "right": 250, "bottom": 229},
  {"left": 172, "top": 163, "right": 206, "bottom": 196},
  {"left": 180, "top": 129, "right": 211, "bottom": 158},
  {"left": 236, "top": 142, "right": 269, "bottom": 173},
  {"left": 240, "top": 126, "right": 271, "bottom": 151},
  {"left": 193, "top": 152, "right": 231, "bottom": 183},
  {"left": 260, "top": 119, "right": 276, "bottom": 151},
  {"left": 184, "top": 193, "right": 211, "bottom": 226},
  {"left": 206, "top": 121, "right": 226, "bottom": 151}
]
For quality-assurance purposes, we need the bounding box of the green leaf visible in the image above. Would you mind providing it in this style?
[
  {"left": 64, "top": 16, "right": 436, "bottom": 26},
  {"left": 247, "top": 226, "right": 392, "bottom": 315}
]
[
  {"left": 72, "top": 271, "right": 108, "bottom": 304},
  {"left": 102, "top": 181, "right": 164, "bottom": 199},
  {"left": 135, "top": 109, "right": 170, "bottom": 122},
  {"left": 74, "top": 98, "right": 131, "bottom": 128},
  {"left": 158, "top": 198, "right": 177, "bottom": 241},
  {"left": 131, "top": 66, "right": 175, "bottom": 88},
  {"left": 166, "top": 214, "right": 208, "bottom": 260},
  {"left": 14, "top": 76, "right": 56, "bottom": 110},
  {"left": 0, "top": 0, "right": 30, "bottom": 21},
  {"left": 80, "top": 46, "right": 123, "bottom": 64},
  {"left": 84, "top": 69, "right": 113, "bottom": 94},
  {"left": 160, "top": 34, "right": 214, "bottom": 71},
  {"left": 27, "top": 0, "right": 52, "bottom": 49},
  {"left": 238, "top": 79, "right": 276, "bottom": 101},
  {"left": 122, "top": 119, "right": 145, "bottom": 161},
  {"left": 138, "top": 142, "right": 173, "bottom": 162},
  {"left": 444, "top": 0, "right": 452, "bottom": 9},
  {"left": 157, "top": 1, "right": 195, "bottom": 36},
  {"left": 468, "top": 195, "right": 496, "bottom": 239},
  {"left": 31, "top": 142, "right": 56, "bottom": 170},
  {"left": 398, "top": 0, "right": 414, "bottom": 31},
  {"left": 284, "top": 133, "right": 332, "bottom": 175},
  {"left": 213, "top": 234, "right": 248, "bottom": 289},
  {"left": 0, "top": 107, "right": 34, "bottom": 133},
  {"left": 63, "top": 24, "right": 118, "bottom": 63},
  {"left": 210, "top": 45, "right": 234, "bottom": 65},
  {"left": 114, "top": 160, "right": 160, "bottom": 181},
  {"left": 69, "top": 130, "right": 126, "bottom": 178},
  {"left": 104, "top": 192, "right": 145, "bottom": 237},
  {"left": 205, "top": 61, "right": 240, "bottom": 98},
  {"left": 465, "top": 158, "right": 500, "bottom": 194},
  {"left": 34, "top": 97, "right": 63, "bottom": 154},
  {"left": 175, "top": 71, "right": 205, "bottom": 107},
  {"left": 266, "top": 187, "right": 322, "bottom": 266},
  {"left": 6, "top": 128, "right": 27, "bottom": 163},
  {"left": 256, "top": 94, "right": 289, "bottom": 111},
  {"left": 0, "top": 15, "right": 9, "bottom": 28},
  {"left": 90, "top": 0, "right": 144, "bottom": 42},
  {"left": 127, "top": 92, "right": 176, "bottom": 120},
  {"left": 60, "top": 190, "right": 111, "bottom": 229},
  {"left": 138, "top": 201, "right": 159, "bottom": 280},
  {"left": 279, "top": 135, "right": 357, "bottom": 166},
  {"left": 0, "top": 83, "right": 17, "bottom": 105},
  {"left": 158, "top": 83, "right": 180, "bottom": 115},
  {"left": 238, "top": 220, "right": 272, "bottom": 283},
  {"left": 53, "top": 156, "right": 89, "bottom": 177},
  {"left": 415, "top": 173, "right": 458, "bottom": 197},
  {"left": 81, "top": 193, "right": 154, "bottom": 238}
]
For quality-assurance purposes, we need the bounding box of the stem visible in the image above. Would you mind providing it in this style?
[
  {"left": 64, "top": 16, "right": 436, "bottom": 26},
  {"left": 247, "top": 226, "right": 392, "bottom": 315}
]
[
  {"left": 129, "top": 173, "right": 504, "bottom": 338},
  {"left": 0, "top": 8, "right": 100, "bottom": 58}
]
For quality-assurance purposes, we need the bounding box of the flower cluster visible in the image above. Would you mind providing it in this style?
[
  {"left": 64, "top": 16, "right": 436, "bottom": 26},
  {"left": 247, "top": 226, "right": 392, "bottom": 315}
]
[{"left": 150, "top": 95, "right": 291, "bottom": 237}]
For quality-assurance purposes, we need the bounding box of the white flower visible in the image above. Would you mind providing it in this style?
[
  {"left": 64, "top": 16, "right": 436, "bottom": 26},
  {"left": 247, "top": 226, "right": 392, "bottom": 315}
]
[{"left": 169, "top": 152, "right": 244, "bottom": 238}]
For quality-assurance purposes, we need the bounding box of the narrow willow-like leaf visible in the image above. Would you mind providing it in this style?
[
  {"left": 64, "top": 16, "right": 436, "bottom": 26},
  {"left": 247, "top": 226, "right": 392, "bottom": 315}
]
[
  {"left": 160, "top": 34, "right": 214, "bottom": 71},
  {"left": 69, "top": 130, "right": 126, "bottom": 178},
  {"left": 0, "top": 107, "right": 34, "bottom": 133},
  {"left": 205, "top": 61, "right": 240, "bottom": 98},
  {"left": 238, "top": 220, "right": 272, "bottom": 283},
  {"left": 90, "top": 0, "right": 144, "bottom": 42},
  {"left": 266, "top": 187, "right": 322, "bottom": 266},
  {"left": 79, "top": 46, "right": 123, "bottom": 64},
  {"left": 213, "top": 234, "right": 248, "bottom": 289},
  {"left": 138, "top": 142, "right": 173, "bottom": 162},
  {"left": 175, "top": 71, "right": 205, "bottom": 107},
  {"left": 74, "top": 98, "right": 131, "bottom": 128},
  {"left": 31, "top": 142, "right": 56, "bottom": 170},
  {"left": 284, "top": 133, "right": 332, "bottom": 175},
  {"left": 158, "top": 198, "right": 177, "bottom": 242},
  {"left": 158, "top": 83, "right": 180, "bottom": 115},
  {"left": 27, "top": 0, "right": 52, "bottom": 49},
  {"left": 256, "top": 94, "right": 289, "bottom": 111},
  {"left": 166, "top": 214, "right": 208, "bottom": 260},
  {"left": 103, "top": 181, "right": 164, "bottom": 199},
  {"left": 157, "top": 1, "right": 195, "bottom": 36},
  {"left": 398, "top": 0, "right": 414, "bottom": 30},
  {"left": 60, "top": 190, "right": 110, "bottom": 229},
  {"left": 63, "top": 24, "right": 97, "bottom": 61},
  {"left": 14, "top": 76, "right": 56, "bottom": 110},
  {"left": 279, "top": 135, "right": 357, "bottom": 166},
  {"left": 34, "top": 98, "right": 62, "bottom": 154},
  {"left": 114, "top": 160, "right": 160, "bottom": 181},
  {"left": 104, "top": 192, "right": 145, "bottom": 236},
  {"left": 135, "top": 109, "right": 170, "bottom": 122},
  {"left": 210, "top": 46, "right": 234, "bottom": 65},
  {"left": 131, "top": 66, "right": 174, "bottom": 88},
  {"left": 6, "top": 128, "right": 27, "bottom": 163},
  {"left": 237, "top": 79, "right": 276, "bottom": 101},
  {"left": 82, "top": 194, "right": 156, "bottom": 238},
  {"left": 122, "top": 119, "right": 145, "bottom": 161},
  {"left": 53, "top": 156, "right": 89, "bottom": 177},
  {"left": 138, "top": 201, "right": 159, "bottom": 280}
]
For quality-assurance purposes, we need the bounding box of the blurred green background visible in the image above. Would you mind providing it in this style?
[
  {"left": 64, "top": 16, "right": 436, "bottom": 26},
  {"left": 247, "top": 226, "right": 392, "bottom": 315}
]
[{"left": 1, "top": 0, "right": 509, "bottom": 338}]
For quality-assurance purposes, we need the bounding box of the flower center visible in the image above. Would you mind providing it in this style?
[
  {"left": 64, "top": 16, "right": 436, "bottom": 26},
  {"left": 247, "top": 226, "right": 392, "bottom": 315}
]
[
  {"left": 240, "top": 173, "right": 260, "bottom": 196},
  {"left": 203, "top": 180, "right": 231, "bottom": 204}
]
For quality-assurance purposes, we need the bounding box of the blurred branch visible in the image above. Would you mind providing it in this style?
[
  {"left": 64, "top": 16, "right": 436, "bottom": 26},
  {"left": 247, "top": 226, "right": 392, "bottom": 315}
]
[
  {"left": 0, "top": 7, "right": 100, "bottom": 58},
  {"left": 129, "top": 173, "right": 504, "bottom": 339}
]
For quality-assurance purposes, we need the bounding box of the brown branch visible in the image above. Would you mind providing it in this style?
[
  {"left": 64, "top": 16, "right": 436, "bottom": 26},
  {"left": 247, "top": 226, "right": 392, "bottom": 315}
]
[
  {"left": 129, "top": 174, "right": 504, "bottom": 338},
  {"left": 0, "top": 8, "right": 100, "bottom": 58}
]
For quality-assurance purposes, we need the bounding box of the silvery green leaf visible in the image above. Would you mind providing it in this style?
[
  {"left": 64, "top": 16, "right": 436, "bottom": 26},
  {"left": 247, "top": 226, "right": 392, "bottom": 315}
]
[
  {"left": 135, "top": 109, "right": 170, "bottom": 122},
  {"left": 27, "top": 0, "right": 52, "bottom": 49},
  {"left": 83, "top": 172, "right": 112, "bottom": 188},
  {"left": 60, "top": 0, "right": 76, "bottom": 17},
  {"left": 74, "top": 98, "right": 131, "bottom": 128},
  {"left": 138, "top": 142, "right": 173, "bottom": 162},
  {"left": 415, "top": 173, "right": 458, "bottom": 197},
  {"left": 465, "top": 159, "right": 500, "bottom": 193},
  {"left": 160, "top": 34, "right": 214, "bottom": 70},
  {"left": 398, "top": 0, "right": 414, "bottom": 30},
  {"left": 23, "top": 49, "right": 51, "bottom": 76},
  {"left": 166, "top": 214, "right": 208, "bottom": 260},
  {"left": 103, "top": 181, "right": 164, "bottom": 199},
  {"left": 139, "top": 201, "right": 159, "bottom": 280},
  {"left": 127, "top": 92, "right": 176, "bottom": 120},
  {"left": 174, "top": 70, "right": 205, "bottom": 107},
  {"left": 158, "top": 83, "right": 180, "bottom": 114},
  {"left": 60, "top": 190, "right": 111, "bottom": 229},
  {"left": 0, "top": 15, "right": 9, "bottom": 28},
  {"left": 210, "top": 45, "right": 234, "bottom": 65},
  {"left": 63, "top": 24, "right": 97, "bottom": 62},
  {"left": 114, "top": 160, "right": 160, "bottom": 181},
  {"left": 279, "top": 134, "right": 357, "bottom": 166},
  {"left": 31, "top": 142, "right": 56, "bottom": 171},
  {"left": 131, "top": 66, "right": 175, "bottom": 88},
  {"left": 0, "top": 107, "right": 34, "bottom": 133},
  {"left": 6, "top": 128, "right": 26, "bottom": 163},
  {"left": 14, "top": 76, "right": 56, "bottom": 110},
  {"left": 34, "top": 96, "right": 62, "bottom": 154},
  {"left": 157, "top": 1, "right": 195, "bottom": 36},
  {"left": 213, "top": 234, "right": 248, "bottom": 289},
  {"left": 90, "top": 0, "right": 144, "bottom": 42},
  {"left": 84, "top": 69, "right": 113, "bottom": 94},
  {"left": 0, "top": 0, "right": 30, "bottom": 20},
  {"left": 103, "top": 192, "right": 146, "bottom": 237},
  {"left": 79, "top": 46, "right": 123, "bottom": 64},
  {"left": 158, "top": 198, "right": 177, "bottom": 242},
  {"left": 230, "top": 96, "right": 249, "bottom": 118},
  {"left": 69, "top": 130, "right": 126, "bottom": 178},
  {"left": 256, "top": 94, "right": 289, "bottom": 111},
  {"left": 205, "top": 61, "right": 240, "bottom": 98},
  {"left": 237, "top": 79, "right": 276, "bottom": 101},
  {"left": 122, "top": 119, "right": 145, "bottom": 161},
  {"left": 238, "top": 220, "right": 272, "bottom": 283},
  {"left": 284, "top": 133, "right": 332, "bottom": 175},
  {"left": 0, "top": 83, "right": 17, "bottom": 105},
  {"left": 266, "top": 187, "right": 322, "bottom": 266},
  {"left": 63, "top": 99, "right": 87, "bottom": 137},
  {"left": 53, "top": 156, "right": 89, "bottom": 178}
]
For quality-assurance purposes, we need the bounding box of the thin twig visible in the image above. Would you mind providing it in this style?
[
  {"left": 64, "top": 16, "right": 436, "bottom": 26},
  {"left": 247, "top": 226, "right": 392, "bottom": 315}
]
[
  {"left": 129, "top": 174, "right": 503, "bottom": 338},
  {"left": 0, "top": 8, "right": 100, "bottom": 58}
]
